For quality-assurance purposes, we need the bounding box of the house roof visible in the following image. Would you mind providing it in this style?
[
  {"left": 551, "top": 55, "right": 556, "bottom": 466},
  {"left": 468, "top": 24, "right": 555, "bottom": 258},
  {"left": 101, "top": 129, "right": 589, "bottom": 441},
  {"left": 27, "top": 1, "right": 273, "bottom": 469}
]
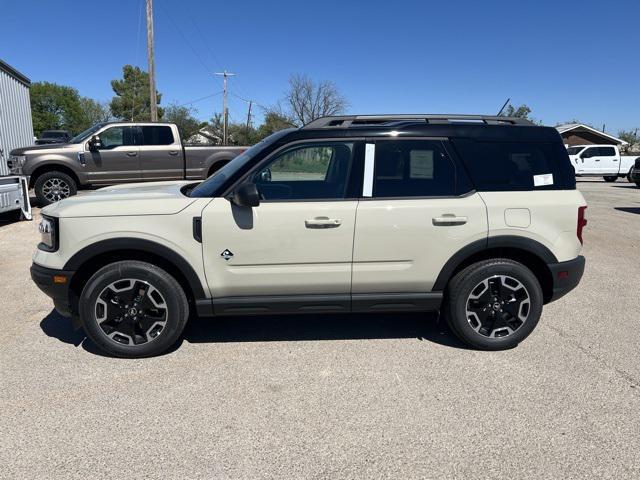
[
  {"left": 0, "top": 59, "right": 30, "bottom": 87},
  {"left": 556, "top": 123, "right": 628, "bottom": 145}
]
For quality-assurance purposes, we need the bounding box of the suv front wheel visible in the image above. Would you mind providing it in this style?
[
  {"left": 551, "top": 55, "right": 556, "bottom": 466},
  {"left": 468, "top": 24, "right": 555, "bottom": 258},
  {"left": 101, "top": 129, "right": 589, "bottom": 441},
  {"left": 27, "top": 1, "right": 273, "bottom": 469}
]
[
  {"left": 79, "top": 261, "right": 189, "bottom": 358},
  {"left": 443, "top": 259, "right": 543, "bottom": 350}
]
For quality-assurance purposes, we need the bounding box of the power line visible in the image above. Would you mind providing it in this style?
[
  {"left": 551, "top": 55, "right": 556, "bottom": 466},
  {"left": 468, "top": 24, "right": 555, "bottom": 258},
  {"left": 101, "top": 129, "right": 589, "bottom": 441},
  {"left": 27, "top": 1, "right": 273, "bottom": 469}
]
[
  {"left": 229, "top": 92, "right": 268, "bottom": 111},
  {"left": 156, "top": 2, "right": 215, "bottom": 77},
  {"left": 176, "top": 91, "right": 223, "bottom": 108},
  {"left": 186, "top": 11, "right": 225, "bottom": 74}
]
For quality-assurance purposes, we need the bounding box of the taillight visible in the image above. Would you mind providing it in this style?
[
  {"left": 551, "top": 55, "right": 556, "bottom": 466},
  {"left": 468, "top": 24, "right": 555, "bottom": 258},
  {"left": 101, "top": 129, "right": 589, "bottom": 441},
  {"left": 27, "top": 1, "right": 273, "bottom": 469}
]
[{"left": 577, "top": 206, "right": 587, "bottom": 245}]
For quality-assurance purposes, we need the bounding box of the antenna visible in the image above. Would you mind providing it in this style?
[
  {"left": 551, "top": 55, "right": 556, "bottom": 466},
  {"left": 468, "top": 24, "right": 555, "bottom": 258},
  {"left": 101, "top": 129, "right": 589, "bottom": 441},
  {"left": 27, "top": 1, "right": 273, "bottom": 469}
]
[{"left": 496, "top": 98, "right": 510, "bottom": 116}]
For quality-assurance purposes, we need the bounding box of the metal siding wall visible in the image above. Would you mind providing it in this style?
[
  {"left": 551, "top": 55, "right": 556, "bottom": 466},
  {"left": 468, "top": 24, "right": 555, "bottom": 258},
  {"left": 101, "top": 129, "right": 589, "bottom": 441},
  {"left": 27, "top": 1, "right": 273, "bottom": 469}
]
[{"left": 0, "top": 69, "right": 34, "bottom": 176}]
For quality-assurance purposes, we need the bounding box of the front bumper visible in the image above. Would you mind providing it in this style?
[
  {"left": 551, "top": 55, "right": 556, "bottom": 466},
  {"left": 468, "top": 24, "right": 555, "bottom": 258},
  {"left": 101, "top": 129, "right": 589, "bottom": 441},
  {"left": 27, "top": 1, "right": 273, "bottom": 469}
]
[
  {"left": 547, "top": 255, "right": 585, "bottom": 303},
  {"left": 30, "top": 262, "right": 75, "bottom": 318}
]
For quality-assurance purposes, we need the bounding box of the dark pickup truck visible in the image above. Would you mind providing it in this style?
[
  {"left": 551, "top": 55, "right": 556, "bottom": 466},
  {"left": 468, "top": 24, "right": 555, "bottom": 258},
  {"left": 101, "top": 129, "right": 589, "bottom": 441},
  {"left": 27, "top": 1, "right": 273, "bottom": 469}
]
[{"left": 7, "top": 122, "right": 245, "bottom": 205}]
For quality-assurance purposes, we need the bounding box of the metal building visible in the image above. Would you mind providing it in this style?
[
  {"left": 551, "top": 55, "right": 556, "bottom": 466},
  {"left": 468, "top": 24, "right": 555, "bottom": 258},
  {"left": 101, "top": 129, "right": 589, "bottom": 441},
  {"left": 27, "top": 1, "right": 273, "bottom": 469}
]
[{"left": 0, "top": 59, "right": 33, "bottom": 218}]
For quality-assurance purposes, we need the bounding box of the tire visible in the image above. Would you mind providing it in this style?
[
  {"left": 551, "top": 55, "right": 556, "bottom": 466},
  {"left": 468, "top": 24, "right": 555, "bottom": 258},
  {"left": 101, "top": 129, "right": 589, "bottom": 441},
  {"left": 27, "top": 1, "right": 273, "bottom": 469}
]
[
  {"left": 636, "top": 182, "right": 640, "bottom": 188},
  {"left": 207, "top": 160, "right": 229, "bottom": 177},
  {"left": 443, "top": 259, "right": 543, "bottom": 350},
  {"left": 34, "top": 171, "right": 77, "bottom": 206},
  {"left": 603, "top": 176, "right": 618, "bottom": 182},
  {"left": 79, "top": 261, "right": 189, "bottom": 358}
]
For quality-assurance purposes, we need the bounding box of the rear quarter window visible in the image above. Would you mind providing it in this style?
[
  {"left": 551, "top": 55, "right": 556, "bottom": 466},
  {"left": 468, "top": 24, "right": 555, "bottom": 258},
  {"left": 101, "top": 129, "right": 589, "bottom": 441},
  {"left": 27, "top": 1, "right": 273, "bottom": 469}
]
[{"left": 452, "top": 139, "right": 576, "bottom": 191}]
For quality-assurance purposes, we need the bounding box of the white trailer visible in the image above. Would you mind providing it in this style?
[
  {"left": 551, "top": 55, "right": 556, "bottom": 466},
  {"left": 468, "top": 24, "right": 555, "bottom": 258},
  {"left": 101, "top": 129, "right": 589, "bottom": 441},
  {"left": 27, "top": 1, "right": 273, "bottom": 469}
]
[{"left": 0, "top": 59, "right": 33, "bottom": 220}]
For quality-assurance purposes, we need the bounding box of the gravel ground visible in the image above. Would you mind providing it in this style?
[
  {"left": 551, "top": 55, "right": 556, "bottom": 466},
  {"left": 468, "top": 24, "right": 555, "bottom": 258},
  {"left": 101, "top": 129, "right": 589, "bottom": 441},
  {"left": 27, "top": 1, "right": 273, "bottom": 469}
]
[{"left": 1, "top": 180, "right": 639, "bottom": 479}]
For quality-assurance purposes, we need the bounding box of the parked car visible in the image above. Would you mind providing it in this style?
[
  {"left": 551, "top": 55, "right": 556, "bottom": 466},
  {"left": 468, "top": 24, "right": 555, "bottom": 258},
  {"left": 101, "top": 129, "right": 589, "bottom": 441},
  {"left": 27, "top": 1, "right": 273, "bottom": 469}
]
[
  {"left": 30, "top": 114, "right": 587, "bottom": 358},
  {"left": 35, "top": 130, "right": 72, "bottom": 145},
  {"left": 628, "top": 157, "right": 640, "bottom": 187},
  {"left": 7, "top": 122, "right": 246, "bottom": 205},
  {"left": 566, "top": 144, "right": 639, "bottom": 182}
]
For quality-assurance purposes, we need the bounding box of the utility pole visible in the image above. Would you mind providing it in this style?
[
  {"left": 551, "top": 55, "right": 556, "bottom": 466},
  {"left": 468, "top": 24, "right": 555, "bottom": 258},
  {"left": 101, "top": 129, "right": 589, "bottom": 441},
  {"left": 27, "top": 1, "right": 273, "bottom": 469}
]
[
  {"left": 146, "top": 0, "right": 158, "bottom": 122},
  {"left": 246, "top": 100, "right": 253, "bottom": 129},
  {"left": 215, "top": 70, "right": 236, "bottom": 145}
]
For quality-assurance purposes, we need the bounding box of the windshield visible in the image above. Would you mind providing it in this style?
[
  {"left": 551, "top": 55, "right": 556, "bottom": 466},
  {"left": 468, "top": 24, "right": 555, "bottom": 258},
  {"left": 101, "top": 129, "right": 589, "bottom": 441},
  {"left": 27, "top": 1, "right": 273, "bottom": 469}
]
[
  {"left": 42, "top": 131, "right": 66, "bottom": 138},
  {"left": 189, "top": 129, "right": 294, "bottom": 197},
  {"left": 566, "top": 146, "right": 585, "bottom": 156},
  {"left": 69, "top": 123, "right": 107, "bottom": 144}
]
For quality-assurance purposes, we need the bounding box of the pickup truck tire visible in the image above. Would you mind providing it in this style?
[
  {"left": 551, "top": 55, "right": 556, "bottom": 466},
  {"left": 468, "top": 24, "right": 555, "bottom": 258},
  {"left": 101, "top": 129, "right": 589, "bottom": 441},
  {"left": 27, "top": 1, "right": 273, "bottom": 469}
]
[
  {"left": 34, "top": 171, "right": 77, "bottom": 206},
  {"left": 636, "top": 182, "right": 640, "bottom": 188},
  {"left": 603, "top": 176, "right": 618, "bottom": 182},
  {"left": 442, "top": 259, "right": 543, "bottom": 351},
  {"left": 79, "top": 261, "right": 189, "bottom": 358}
]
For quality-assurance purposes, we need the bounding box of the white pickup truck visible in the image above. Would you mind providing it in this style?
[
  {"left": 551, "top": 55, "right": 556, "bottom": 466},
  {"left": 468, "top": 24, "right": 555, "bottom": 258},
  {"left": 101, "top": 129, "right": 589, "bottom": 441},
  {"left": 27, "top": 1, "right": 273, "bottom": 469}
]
[{"left": 567, "top": 144, "right": 640, "bottom": 182}]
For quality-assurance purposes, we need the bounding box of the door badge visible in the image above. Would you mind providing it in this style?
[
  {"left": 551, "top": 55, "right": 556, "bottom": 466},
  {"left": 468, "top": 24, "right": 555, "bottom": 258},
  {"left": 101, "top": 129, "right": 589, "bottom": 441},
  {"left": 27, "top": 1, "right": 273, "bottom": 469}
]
[{"left": 220, "top": 249, "right": 234, "bottom": 261}]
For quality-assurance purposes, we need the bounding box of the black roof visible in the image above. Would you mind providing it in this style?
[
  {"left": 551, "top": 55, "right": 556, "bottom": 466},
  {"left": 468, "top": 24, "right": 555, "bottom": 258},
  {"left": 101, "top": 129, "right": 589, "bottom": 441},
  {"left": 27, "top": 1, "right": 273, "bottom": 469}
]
[
  {"left": 0, "top": 59, "right": 30, "bottom": 86},
  {"left": 284, "top": 114, "right": 561, "bottom": 143}
]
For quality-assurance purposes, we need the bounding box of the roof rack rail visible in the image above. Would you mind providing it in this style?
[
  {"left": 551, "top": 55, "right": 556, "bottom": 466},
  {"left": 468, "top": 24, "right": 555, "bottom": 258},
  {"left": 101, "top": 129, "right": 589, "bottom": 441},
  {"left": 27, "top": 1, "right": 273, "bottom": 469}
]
[{"left": 302, "top": 114, "right": 535, "bottom": 129}]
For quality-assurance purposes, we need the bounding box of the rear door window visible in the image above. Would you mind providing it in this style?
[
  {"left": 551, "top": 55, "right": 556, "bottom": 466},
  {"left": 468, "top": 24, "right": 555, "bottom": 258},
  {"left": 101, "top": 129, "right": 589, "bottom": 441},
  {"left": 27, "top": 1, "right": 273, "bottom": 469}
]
[
  {"left": 452, "top": 139, "right": 575, "bottom": 191},
  {"left": 140, "top": 126, "right": 175, "bottom": 145},
  {"left": 598, "top": 146, "right": 616, "bottom": 156},
  {"left": 371, "top": 140, "right": 470, "bottom": 197}
]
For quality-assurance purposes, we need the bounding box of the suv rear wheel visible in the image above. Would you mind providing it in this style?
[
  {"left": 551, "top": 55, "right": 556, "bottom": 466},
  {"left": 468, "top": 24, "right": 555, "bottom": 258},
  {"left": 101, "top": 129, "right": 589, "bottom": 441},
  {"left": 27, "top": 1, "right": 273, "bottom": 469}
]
[
  {"left": 443, "top": 259, "right": 543, "bottom": 350},
  {"left": 79, "top": 261, "right": 189, "bottom": 358},
  {"left": 34, "top": 170, "right": 77, "bottom": 206}
]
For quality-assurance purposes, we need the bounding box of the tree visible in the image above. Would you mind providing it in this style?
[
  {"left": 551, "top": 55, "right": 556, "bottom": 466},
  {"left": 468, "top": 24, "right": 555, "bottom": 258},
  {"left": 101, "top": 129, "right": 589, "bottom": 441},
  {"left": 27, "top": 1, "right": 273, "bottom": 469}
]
[
  {"left": 110, "top": 65, "right": 163, "bottom": 121},
  {"left": 200, "top": 113, "right": 224, "bottom": 144},
  {"left": 498, "top": 103, "right": 543, "bottom": 125},
  {"left": 556, "top": 119, "right": 595, "bottom": 128},
  {"left": 256, "top": 111, "right": 296, "bottom": 138},
  {"left": 618, "top": 129, "right": 639, "bottom": 146},
  {"left": 284, "top": 74, "right": 348, "bottom": 126},
  {"left": 500, "top": 103, "right": 532, "bottom": 119},
  {"left": 79, "top": 97, "right": 112, "bottom": 128},
  {"left": 30, "top": 81, "right": 86, "bottom": 136},
  {"left": 164, "top": 104, "right": 204, "bottom": 141}
]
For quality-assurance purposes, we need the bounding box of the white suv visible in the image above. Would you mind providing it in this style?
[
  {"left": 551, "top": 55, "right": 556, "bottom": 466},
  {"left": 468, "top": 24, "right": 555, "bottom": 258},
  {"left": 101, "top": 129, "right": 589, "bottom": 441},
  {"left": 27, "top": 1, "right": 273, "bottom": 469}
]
[{"left": 31, "top": 114, "right": 587, "bottom": 358}]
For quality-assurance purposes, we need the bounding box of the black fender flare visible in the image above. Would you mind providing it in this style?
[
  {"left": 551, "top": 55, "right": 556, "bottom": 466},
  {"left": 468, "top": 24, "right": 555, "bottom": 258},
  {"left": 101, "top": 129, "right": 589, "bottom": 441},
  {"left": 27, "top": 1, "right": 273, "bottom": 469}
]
[
  {"left": 432, "top": 235, "right": 558, "bottom": 291},
  {"left": 63, "top": 238, "right": 206, "bottom": 299}
]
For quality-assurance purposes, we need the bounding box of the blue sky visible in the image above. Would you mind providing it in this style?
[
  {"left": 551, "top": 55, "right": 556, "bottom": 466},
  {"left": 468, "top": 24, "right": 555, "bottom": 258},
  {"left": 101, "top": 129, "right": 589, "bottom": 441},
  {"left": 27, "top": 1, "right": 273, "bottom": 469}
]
[{"left": 2, "top": 0, "right": 639, "bottom": 134}]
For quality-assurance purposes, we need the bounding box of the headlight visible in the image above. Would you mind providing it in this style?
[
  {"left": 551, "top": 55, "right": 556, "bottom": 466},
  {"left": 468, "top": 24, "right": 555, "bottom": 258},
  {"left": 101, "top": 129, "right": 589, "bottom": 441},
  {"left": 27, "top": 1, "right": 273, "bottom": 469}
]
[
  {"left": 8, "top": 155, "right": 25, "bottom": 174},
  {"left": 38, "top": 215, "right": 58, "bottom": 252}
]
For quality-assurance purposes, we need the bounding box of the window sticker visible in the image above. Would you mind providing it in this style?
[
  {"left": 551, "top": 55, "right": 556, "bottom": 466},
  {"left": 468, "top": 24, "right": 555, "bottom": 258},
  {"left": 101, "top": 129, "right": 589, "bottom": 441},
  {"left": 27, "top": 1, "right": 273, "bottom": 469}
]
[
  {"left": 533, "top": 173, "right": 554, "bottom": 187},
  {"left": 409, "top": 149, "right": 434, "bottom": 179}
]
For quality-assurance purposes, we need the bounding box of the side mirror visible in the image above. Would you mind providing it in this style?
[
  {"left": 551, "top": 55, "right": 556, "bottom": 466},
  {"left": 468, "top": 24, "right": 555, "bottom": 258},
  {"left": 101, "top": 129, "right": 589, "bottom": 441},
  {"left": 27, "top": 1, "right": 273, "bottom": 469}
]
[
  {"left": 231, "top": 183, "right": 260, "bottom": 207},
  {"left": 88, "top": 135, "right": 102, "bottom": 151},
  {"left": 258, "top": 168, "right": 272, "bottom": 183}
]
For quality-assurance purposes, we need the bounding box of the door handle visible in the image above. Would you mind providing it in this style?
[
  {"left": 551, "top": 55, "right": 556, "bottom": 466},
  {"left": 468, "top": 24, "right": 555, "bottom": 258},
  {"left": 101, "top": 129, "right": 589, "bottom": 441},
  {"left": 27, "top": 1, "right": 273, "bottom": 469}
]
[
  {"left": 594, "top": 159, "right": 600, "bottom": 161},
  {"left": 305, "top": 217, "right": 342, "bottom": 229},
  {"left": 126, "top": 151, "right": 138, "bottom": 157},
  {"left": 432, "top": 215, "right": 468, "bottom": 226},
  {"left": 169, "top": 151, "right": 179, "bottom": 156}
]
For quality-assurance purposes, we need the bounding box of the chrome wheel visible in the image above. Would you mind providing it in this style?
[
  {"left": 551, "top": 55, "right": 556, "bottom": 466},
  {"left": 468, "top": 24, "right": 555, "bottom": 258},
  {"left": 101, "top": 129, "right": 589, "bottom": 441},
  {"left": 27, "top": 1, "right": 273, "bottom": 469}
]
[
  {"left": 94, "top": 278, "right": 168, "bottom": 346},
  {"left": 42, "top": 178, "right": 71, "bottom": 202},
  {"left": 465, "top": 275, "right": 530, "bottom": 338}
]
